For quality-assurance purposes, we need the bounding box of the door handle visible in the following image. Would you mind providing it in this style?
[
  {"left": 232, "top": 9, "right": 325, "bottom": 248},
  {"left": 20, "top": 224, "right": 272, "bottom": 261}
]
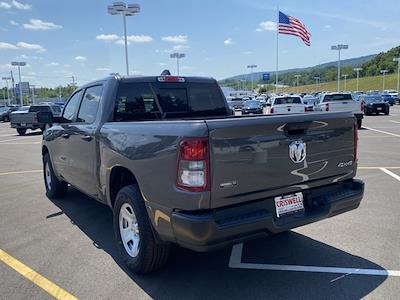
[
  {"left": 81, "top": 135, "right": 93, "bottom": 142},
  {"left": 61, "top": 133, "right": 70, "bottom": 139}
]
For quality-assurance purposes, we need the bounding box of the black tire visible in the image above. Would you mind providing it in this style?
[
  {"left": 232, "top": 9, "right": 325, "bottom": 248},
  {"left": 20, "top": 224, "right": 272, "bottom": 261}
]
[
  {"left": 4, "top": 116, "right": 9, "bottom": 122},
  {"left": 113, "top": 185, "right": 170, "bottom": 274},
  {"left": 17, "top": 128, "right": 26, "bottom": 135},
  {"left": 385, "top": 108, "right": 389, "bottom": 115},
  {"left": 357, "top": 119, "right": 362, "bottom": 129},
  {"left": 43, "top": 153, "right": 68, "bottom": 199}
]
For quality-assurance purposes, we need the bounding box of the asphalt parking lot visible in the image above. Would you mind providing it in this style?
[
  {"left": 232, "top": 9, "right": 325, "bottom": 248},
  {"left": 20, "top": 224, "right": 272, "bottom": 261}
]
[{"left": 1, "top": 108, "right": 400, "bottom": 299}]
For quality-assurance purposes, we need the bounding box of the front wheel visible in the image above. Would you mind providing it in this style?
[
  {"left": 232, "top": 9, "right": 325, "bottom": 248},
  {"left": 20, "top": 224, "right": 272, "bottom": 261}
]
[
  {"left": 385, "top": 108, "right": 390, "bottom": 115},
  {"left": 113, "top": 185, "right": 170, "bottom": 274},
  {"left": 43, "top": 153, "right": 68, "bottom": 198},
  {"left": 17, "top": 128, "right": 26, "bottom": 135}
]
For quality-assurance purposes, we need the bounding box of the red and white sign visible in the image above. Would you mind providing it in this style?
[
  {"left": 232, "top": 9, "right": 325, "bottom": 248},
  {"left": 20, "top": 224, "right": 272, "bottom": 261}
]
[{"left": 274, "top": 192, "right": 304, "bottom": 218}]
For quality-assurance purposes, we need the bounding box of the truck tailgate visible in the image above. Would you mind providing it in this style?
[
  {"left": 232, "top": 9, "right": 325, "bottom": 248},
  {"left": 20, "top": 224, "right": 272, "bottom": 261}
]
[
  {"left": 10, "top": 112, "right": 36, "bottom": 124},
  {"left": 206, "top": 112, "right": 356, "bottom": 209},
  {"left": 271, "top": 104, "right": 305, "bottom": 114}
]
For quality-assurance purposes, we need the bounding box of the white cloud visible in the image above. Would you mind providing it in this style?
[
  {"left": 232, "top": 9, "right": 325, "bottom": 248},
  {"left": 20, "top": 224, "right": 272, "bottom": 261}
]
[
  {"left": 11, "top": 0, "right": 31, "bottom": 10},
  {"left": 23, "top": 19, "right": 62, "bottom": 30},
  {"left": 0, "top": 2, "right": 12, "bottom": 9},
  {"left": 173, "top": 44, "right": 190, "bottom": 51},
  {"left": 96, "top": 34, "right": 120, "bottom": 42},
  {"left": 96, "top": 67, "right": 110, "bottom": 71},
  {"left": 256, "top": 21, "right": 276, "bottom": 32},
  {"left": 155, "top": 49, "right": 171, "bottom": 54},
  {"left": 161, "top": 35, "right": 188, "bottom": 43},
  {"left": 159, "top": 62, "right": 166, "bottom": 67},
  {"left": 244, "top": 51, "right": 253, "bottom": 55},
  {"left": 74, "top": 56, "right": 87, "bottom": 61},
  {"left": 127, "top": 35, "right": 153, "bottom": 43},
  {"left": 9, "top": 20, "right": 18, "bottom": 26},
  {"left": 16, "top": 42, "right": 46, "bottom": 52},
  {"left": 0, "top": 63, "right": 12, "bottom": 69},
  {"left": 45, "top": 62, "right": 59, "bottom": 67},
  {"left": 0, "top": 41, "right": 18, "bottom": 49},
  {"left": 224, "top": 38, "right": 233, "bottom": 45},
  {"left": 63, "top": 64, "right": 71, "bottom": 68},
  {"left": 324, "top": 25, "right": 332, "bottom": 29},
  {"left": 20, "top": 54, "right": 28, "bottom": 59}
]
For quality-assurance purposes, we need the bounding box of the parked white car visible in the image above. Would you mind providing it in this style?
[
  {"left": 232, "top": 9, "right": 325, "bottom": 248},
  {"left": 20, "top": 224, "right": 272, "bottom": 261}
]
[
  {"left": 317, "top": 93, "right": 364, "bottom": 129},
  {"left": 267, "top": 95, "right": 307, "bottom": 115}
]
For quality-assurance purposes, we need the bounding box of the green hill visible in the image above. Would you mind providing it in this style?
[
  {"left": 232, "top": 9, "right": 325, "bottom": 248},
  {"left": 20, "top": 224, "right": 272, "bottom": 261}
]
[{"left": 282, "top": 73, "right": 398, "bottom": 94}]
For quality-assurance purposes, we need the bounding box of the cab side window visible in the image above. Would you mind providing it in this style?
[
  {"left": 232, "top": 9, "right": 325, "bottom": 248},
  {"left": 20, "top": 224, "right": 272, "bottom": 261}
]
[
  {"left": 63, "top": 90, "right": 83, "bottom": 122},
  {"left": 77, "top": 85, "right": 103, "bottom": 123}
]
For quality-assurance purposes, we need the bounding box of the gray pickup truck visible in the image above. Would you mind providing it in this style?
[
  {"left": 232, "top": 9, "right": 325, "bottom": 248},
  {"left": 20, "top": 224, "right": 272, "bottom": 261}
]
[
  {"left": 10, "top": 104, "right": 62, "bottom": 135},
  {"left": 42, "top": 74, "right": 364, "bottom": 274}
]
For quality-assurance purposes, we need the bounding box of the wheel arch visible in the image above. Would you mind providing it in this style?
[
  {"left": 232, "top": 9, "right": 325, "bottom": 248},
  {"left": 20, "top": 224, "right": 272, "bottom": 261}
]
[{"left": 109, "top": 166, "right": 139, "bottom": 209}]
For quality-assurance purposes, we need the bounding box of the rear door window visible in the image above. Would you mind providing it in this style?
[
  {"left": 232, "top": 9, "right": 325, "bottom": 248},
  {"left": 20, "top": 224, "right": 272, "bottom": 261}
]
[
  {"left": 29, "top": 106, "right": 50, "bottom": 112},
  {"left": 323, "top": 94, "right": 353, "bottom": 102},
  {"left": 113, "top": 81, "right": 228, "bottom": 121},
  {"left": 77, "top": 85, "right": 102, "bottom": 123},
  {"left": 274, "top": 97, "right": 302, "bottom": 105}
]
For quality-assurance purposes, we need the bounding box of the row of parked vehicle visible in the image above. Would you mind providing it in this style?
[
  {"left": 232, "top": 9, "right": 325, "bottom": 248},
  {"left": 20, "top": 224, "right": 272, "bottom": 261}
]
[
  {"left": 226, "top": 89, "right": 398, "bottom": 129},
  {"left": 0, "top": 103, "right": 63, "bottom": 135}
]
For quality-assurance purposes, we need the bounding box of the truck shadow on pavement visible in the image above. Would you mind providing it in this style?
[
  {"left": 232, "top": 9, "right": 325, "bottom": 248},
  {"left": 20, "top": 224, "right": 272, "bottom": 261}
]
[{"left": 48, "top": 189, "right": 387, "bottom": 299}]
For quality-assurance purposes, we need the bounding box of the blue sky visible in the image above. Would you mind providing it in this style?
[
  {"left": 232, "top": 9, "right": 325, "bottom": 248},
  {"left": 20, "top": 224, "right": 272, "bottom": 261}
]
[{"left": 1, "top": 0, "right": 400, "bottom": 87}]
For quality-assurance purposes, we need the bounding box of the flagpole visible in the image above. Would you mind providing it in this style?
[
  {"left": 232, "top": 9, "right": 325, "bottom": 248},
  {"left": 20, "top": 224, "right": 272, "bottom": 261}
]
[{"left": 275, "top": 6, "right": 279, "bottom": 93}]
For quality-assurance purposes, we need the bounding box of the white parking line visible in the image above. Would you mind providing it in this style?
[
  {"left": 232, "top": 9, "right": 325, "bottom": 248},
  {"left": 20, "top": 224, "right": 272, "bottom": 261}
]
[
  {"left": 390, "top": 120, "right": 400, "bottom": 124},
  {"left": 0, "top": 136, "right": 41, "bottom": 143},
  {"left": 380, "top": 168, "right": 400, "bottom": 182},
  {"left": 0, "top": 170, "right": 42, "bottom": 176},
  {"left": 229, "top": 243, "right": 400, "bottom": 277},
  {"left": 362, "top": 126, "right": 400, "bottom": 138}
]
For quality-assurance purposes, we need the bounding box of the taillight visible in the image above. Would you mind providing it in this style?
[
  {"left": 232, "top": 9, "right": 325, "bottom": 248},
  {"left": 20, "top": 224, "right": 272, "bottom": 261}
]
[
  {"left": 325, "top": 103, "right": 329, "bottom": 111},
  {"left": 304, "top": 106, "right": 307, "bottom": 112},
  {"left": 353, "top": 122, "right": 358, "bottom": 163},
  {"left": 176, "top": 138, "right": 210, "bottom": 192},
  {"left": 270, "top": 107, "right": 274, "bottom": 114}
]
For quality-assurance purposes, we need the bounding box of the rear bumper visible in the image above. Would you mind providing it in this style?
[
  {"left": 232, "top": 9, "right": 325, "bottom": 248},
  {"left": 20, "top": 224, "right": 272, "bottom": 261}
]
[
  {"left": 11, "top": 123, "right": 39, "bottom": 129},
  {"left": 171, "top": 179, "right": 364, "bottom": 252}
]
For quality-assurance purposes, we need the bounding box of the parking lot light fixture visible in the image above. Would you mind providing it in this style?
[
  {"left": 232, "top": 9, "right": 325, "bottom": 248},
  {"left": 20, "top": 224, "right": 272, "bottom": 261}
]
[
  {"left": 331, "top": 44, "right": 349, "bottom": 91},
  {"left": 1, "top": 76, "right": 11, "bottom": 106},
  {"left": 11, "top": 61, "right": 26, "bottom": 106},
  {"left": 380, "top": 69, "right": 389, "bottom": 91},
  {"left": 353, "top": 68, "right": 363, "bottom": 91},
  {"left": 342, "top": 74, "right": 348, "bottom": 91},
  {"left": 393, "top": 58, "right": 400, "bottom": 95},
  {"left": 294, "top": 75, "right": 301, "bottom": 94},
  {"left": 247, "top": 65, "right": 257, "bottom": 91},
  {"left": 107, "top": 2, "right": 141, "bottom": 76},
  {"left": 170, "top": 53, "right": 185, "bottom": 76}
]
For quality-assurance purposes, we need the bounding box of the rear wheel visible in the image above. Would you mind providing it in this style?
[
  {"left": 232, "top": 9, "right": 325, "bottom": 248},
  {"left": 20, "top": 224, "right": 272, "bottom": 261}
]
[
  {"left": 113, "top": 185, "right": 170, "bottom": 274},
  {"left": 43, "top": 153, "right": 68, "bottom": 198},
  {"left": 17, "top": 128, "right": 26, "bottom": 135},
  {"left": 385, "top": 108, "right": 389, "bottom": 115},
  {"left": 357, "top": 119, "right": 362, "bottom": 129}
]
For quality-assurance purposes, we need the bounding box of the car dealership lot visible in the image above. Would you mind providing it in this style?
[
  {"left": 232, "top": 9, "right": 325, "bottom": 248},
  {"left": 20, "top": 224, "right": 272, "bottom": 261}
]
[{"left": 1, "top": 108, "right": 400, "bottom": 299}]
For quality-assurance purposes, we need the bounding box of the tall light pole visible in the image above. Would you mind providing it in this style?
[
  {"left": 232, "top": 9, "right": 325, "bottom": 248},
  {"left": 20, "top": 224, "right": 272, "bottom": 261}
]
[
  {"left": 331, "top": 44, "right": 349, "bottom": 91},
  {"left": 314, "top": 76, "right": 320, "bottom": 92},
  {"left": 2, "top": 77, "right": 11, "bottom": 106},
  {"left": 247, "top": 64, "right": 257, "bottom": 91},
  {"left": 353, "top": 68, "right": 363, "bottom": 91},
  {"left": 393, "top": 57, "right": 400, "bottom": 95},
  {"left": 30, "top": 85, "right": 35, "bottom": 104},
  {"left": 380, "top": 69, "right": 389, "bottom": 91},
  {"left": 342, "top": 74, "right": 348, "bottom": 91},
  {"left": 294, "top": 75, "right": 301, "bottom": 94},
  {"left": 108, "top": 2, "right": 141, "bottom": 76},
  {"left": 170, "top": 52, "right": 185, "bottom": 75},
  {"left": 11, "top": 61, "right": 26, "bottom": 106}
]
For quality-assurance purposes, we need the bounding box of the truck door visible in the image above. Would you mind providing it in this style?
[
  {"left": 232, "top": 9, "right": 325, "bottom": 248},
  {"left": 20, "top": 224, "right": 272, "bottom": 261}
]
[{"left": 67, "top": 85, "right": 103, "bottom": 198}]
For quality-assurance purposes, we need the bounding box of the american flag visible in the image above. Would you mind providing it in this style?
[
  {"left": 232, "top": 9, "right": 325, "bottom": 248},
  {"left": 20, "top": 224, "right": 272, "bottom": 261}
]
[{"left": 278, "top": 11, "right": 311, "bottom": 46}]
